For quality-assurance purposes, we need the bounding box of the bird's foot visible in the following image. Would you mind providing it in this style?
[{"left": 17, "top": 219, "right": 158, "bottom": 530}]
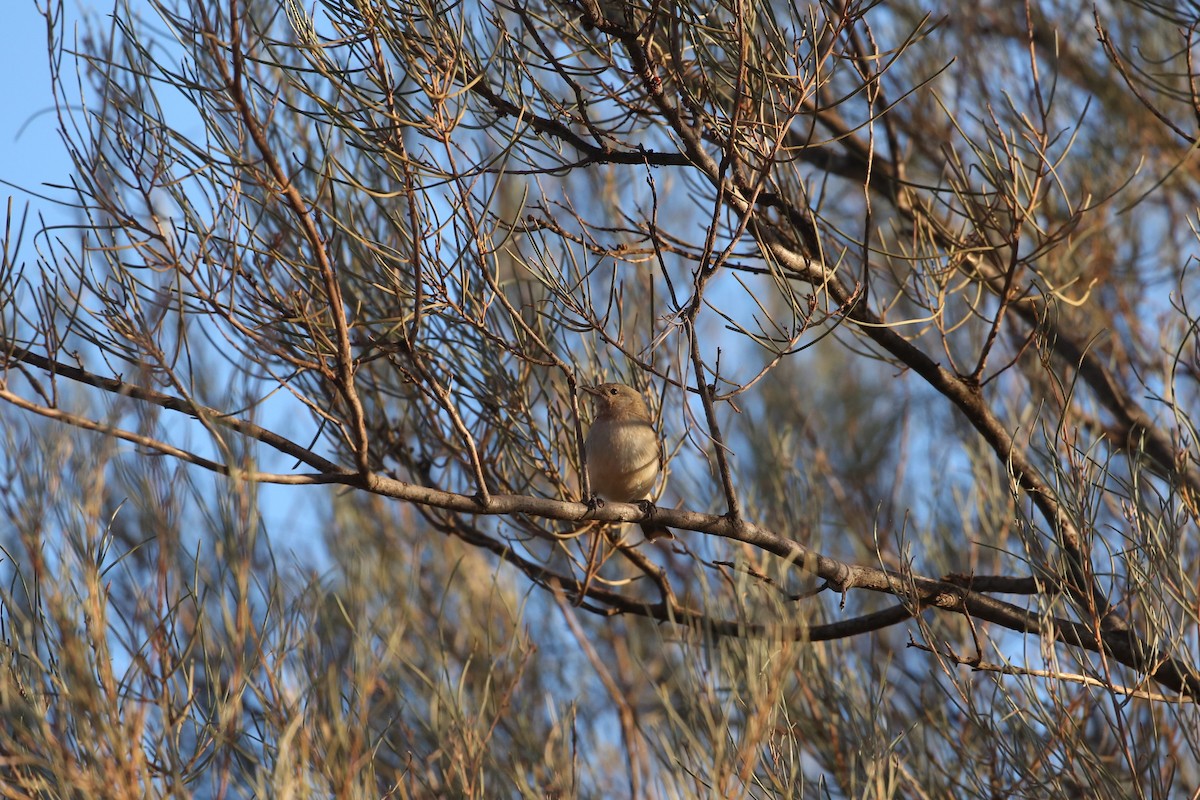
[{"left": 637, "top": 500, "right": 675, "bottom": 541}]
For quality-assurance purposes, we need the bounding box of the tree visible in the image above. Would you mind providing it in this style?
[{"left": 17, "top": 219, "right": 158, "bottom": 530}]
[{"left": 2, "top": 0, "right": 1199, "bottom": 796}]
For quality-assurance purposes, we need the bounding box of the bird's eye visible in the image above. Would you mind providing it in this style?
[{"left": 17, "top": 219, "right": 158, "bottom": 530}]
[{"left": 608, "top": 387, "right": 618, "bottom": 395}]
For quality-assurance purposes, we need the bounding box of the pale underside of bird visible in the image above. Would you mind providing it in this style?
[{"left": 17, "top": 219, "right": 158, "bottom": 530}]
[{"left": 582, "top": 382, "right": 673, "bottom": 541}]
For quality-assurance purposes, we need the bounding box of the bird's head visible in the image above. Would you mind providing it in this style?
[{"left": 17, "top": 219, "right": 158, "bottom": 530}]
[{"left": 583, "top": 382, "right": 650, "bottom": 419}]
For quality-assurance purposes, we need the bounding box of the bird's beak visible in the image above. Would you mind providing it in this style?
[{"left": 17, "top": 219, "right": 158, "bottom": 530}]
[{"left": 581, "top": 384, "right": 602, "bottom": 397}]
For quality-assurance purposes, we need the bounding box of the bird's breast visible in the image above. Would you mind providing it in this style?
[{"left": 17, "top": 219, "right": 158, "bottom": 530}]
[{"left": 584, "top": 418, "right": 660, "bottom": 502}]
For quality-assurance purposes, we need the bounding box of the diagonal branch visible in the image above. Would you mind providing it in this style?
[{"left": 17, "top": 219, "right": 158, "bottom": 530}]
[
  {"left": 2, "top": 346, "right": 343, "bottom": 474},
  {"left": 2, "top": 344, "right": 1196, "bottom": 697}
]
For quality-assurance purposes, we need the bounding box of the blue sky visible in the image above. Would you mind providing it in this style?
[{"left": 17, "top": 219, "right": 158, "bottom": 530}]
[
  {"left": 1, "top": 3, "right": 69, "bottom": 209},
  {"left": 1, "top": 1, "right": 331, "bottom": 563}
]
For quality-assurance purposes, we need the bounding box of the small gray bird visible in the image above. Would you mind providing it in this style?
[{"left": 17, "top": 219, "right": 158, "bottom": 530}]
[{"left": 582, "top": 382, "right": 673, "bottom": 541}]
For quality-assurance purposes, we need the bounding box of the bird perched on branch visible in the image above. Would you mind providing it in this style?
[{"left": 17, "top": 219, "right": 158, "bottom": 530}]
[{"left": 582, "top": 382, "right": 673, "bottom": 541}]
